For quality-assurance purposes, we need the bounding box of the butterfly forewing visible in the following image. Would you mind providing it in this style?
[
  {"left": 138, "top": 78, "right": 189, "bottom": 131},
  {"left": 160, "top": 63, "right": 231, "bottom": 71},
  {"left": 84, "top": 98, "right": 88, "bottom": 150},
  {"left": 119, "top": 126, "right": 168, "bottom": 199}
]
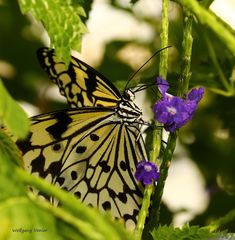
[{"left": 37, "top": 48, "right": 121, "bottom": 108}]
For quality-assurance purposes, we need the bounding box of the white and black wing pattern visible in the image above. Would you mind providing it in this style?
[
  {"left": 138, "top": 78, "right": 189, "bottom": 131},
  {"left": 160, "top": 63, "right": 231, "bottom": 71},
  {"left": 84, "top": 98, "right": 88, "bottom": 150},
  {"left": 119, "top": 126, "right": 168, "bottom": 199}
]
[
  {"left": 37, "top": 48, "right": 121, "bottom": 108},
  {"left": 17, "top": 107, "right": 147, "bottom": 229},
  {"left": 16, "top": 47, "right": 149, "bottom": 229}
]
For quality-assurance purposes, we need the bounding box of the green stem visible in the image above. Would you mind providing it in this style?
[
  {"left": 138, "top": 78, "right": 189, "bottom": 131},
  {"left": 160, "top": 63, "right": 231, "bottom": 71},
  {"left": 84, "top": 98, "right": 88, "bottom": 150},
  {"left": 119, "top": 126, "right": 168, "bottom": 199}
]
[
  {"left": 179, "top": 7, "right": 194, "bottom": 96},
  {"left": 147, "top": 5, "right": 194, "bottom": 232},
  {"left": 147, "top": 131, "right": 177, "bottom": 230},
  {"left": 203, "top": 31, "right": 231, "bottom": 91},
  {"left": 135, "top": 184, "right": 153, "bottom": 240},
  {"left": 173, "top": 0, "right": 235, "bottom": 56},
  {"left": 135, "top": 0, "right": 169, "bottom": 237},
  {"left": 142, "top": 0, "right": 170, "bottom": 232},
  {"left": 206, "top": 87, "right": 234, "bottom": 96},
  {"left": 204, "top": 208, "right": 235, "bottom": 232},
  {"left": 159, "top": 0, "right": 169, "bottom": 79}
]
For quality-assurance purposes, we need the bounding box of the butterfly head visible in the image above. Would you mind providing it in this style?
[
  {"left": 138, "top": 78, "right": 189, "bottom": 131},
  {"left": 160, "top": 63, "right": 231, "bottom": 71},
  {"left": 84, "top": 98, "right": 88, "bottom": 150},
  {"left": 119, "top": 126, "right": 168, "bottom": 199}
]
[
  {"left": 116, "top": 89, "right": 142, "bottom": 123},
  {"left": 123, "top": 89, "right": 135, "bottom": 101}
]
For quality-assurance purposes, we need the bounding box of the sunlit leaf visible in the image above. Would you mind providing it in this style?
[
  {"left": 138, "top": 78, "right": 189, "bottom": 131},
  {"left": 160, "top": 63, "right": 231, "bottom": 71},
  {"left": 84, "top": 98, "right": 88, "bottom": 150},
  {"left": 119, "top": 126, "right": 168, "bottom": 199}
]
[
  {"left": 151, "top": 225, "right": 216, "bottom": 240},
  {"left": 0, "top": 79, "right": 30, "bottom": 139},
  {"left": 18, "top": 0, "right": 88, "bottom": 64}
]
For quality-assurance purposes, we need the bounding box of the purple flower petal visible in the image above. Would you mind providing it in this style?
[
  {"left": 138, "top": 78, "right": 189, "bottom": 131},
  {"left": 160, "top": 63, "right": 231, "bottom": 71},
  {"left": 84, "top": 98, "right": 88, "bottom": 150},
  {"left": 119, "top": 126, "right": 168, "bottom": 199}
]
[
  {"left": 153, "top": 85, "right": 204, "bottom": 132},
  {"left": 156, "top": 76, "right": 169, "bottom": 95},
  {"left": 153, "top": 100, "right": 173, "bottom": 125},
  {"left": 187, "top": 87, "right": 204, "bottom": 103},
  {"left": 135, "top": 161, "right": 160, "bottom": 186}
]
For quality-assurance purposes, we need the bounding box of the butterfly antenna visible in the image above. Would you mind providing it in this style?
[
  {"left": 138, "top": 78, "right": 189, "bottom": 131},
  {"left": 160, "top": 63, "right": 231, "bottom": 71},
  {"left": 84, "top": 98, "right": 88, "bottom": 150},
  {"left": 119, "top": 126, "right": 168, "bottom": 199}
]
[
  {"left": 124, "top": 45, "right": 171, "bottom": 90},
  {"left": 134, "top": 82, "right": 156, "bottom": 92}
]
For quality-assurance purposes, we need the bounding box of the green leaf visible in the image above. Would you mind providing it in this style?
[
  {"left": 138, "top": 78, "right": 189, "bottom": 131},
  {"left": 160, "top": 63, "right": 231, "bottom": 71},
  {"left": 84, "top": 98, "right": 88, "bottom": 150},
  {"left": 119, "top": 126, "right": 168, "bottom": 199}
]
[
  {"left": 0, "top": 131, "right": 61, "bottom": 239},
  {"left": 151, "top": 225, "right": 216, "bottom": 240},
  {"left": 17, "top": 0, "right": 88, "bottom": 64},
  {"left": 0, "top": 79, "right": 30, "bottom": 139},
  {"left": 0, "top": 198, "right": 63, "bottom": 240},
  {"left": 16, "top": 168, "right": 135, "bottom": 240},
  {"left": 0, "top": 131, "right": 26, "bottom": 200}
]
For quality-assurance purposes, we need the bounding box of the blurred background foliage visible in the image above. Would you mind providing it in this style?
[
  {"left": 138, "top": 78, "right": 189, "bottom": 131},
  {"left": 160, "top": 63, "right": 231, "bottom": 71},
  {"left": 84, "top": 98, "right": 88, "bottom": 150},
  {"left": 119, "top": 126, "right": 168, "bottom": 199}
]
[{"left": 0, "top": 0, "right": 235, "bottom": 232}]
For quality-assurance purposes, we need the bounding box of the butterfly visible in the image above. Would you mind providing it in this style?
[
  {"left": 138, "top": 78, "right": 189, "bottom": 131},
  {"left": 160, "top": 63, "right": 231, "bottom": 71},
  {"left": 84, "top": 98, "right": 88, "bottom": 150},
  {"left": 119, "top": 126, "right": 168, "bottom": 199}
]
[{"left": 17, "top": 47, "right": 148, "bottom": 230}]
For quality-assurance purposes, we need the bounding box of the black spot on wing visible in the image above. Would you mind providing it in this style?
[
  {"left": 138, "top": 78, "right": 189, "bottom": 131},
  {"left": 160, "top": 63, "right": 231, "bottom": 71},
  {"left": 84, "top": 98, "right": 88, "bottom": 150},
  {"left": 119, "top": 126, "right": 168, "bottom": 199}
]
[
  {"left": 46, "top": 112, "right": 72, "bottom": 139},
  {"left": 90, "top": 133, "right": 99, "bottom": 141},
  {"left": 102, "top": 201, "right": 111, "bottom": 210},
  {"left": 76, "top": 146, "right": 87, "bottom": 153},
  {"left": 52, "top": 143, "right": 62, "bottom": 151},
  {"left": 75, "top": 191, "right": 81, "bottom": 198},
  {"left": 120, "top": 160, "right": 127, "bottom": 171},
  {"left": 71, "top": 170, "right": 78, "bottom": 180},
  {"left": 99, "top": 160, "right": 111, "bottom": 173}
]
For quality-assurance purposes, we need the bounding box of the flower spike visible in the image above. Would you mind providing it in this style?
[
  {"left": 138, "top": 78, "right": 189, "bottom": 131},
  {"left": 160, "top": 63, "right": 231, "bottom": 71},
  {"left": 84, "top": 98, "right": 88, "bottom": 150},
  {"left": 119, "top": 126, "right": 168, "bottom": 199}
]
[{"left": 153, "top": 77, "right": 204, "bottom": 132}]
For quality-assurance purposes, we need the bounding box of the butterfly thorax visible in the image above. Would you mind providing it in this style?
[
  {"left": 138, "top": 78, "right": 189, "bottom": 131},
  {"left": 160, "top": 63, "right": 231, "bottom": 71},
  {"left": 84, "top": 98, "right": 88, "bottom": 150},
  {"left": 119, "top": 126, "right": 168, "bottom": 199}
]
[{"left": 116, "top": 89, "right": 142, "bottom": 123}]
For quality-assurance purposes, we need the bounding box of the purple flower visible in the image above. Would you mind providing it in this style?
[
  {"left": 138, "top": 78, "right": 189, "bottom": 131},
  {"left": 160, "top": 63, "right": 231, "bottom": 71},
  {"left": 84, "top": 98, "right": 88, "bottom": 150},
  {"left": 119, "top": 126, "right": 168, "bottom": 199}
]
[
  {"left": 135, "top": 161, "right": 160, "bottom": 185},
  {"left": 156, "top": 76, "right": 169, "bottom": 95},
  {"left": 187, "top": 87, "right": 204, "bottom": 103},
  {"left": 153, "top": 78, "right": 204, "bottom": 132}
]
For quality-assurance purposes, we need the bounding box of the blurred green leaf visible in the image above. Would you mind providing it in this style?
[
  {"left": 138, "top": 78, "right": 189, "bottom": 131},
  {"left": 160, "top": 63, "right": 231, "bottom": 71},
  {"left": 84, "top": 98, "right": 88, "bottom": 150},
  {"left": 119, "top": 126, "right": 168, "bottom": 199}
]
[
  {"left": 0, "top": 199, "right": 63, "bottom": 240},
  {"left": 0, "top": 131, "right": 26, "bottom": 198},
  {"left": 16, "top": 168, "right": 135, "bottom": 240},
  {"left": 18, "top": 0, "right": 88, "bottom": 64},
  {"left": 151, "top": 225, "right": 216, "bottom": 240},
  {"left": 201, "top": 0, "right": 215, "bottom": 8},
  {"left": 74, "top": 0, "right": 93, "bottom": 20},
  {"left": 0, "top": 79, "right": 30, "bottom": 139},
  {"left": 0, "top": 131, "right": 61, "bottom": 239},
  {"left": 217, "top": 173, "right": 235, "bottom": 196}
]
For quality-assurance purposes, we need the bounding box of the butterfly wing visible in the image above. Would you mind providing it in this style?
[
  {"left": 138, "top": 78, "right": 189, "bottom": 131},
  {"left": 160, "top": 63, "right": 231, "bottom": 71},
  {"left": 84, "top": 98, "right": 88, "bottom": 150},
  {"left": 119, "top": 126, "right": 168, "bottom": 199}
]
[
  {"left": 17, "top": 108, "right": 146, "bottom": 229},
  {"left": 37, "top": 48, "right": 121, "bottom": 108}
]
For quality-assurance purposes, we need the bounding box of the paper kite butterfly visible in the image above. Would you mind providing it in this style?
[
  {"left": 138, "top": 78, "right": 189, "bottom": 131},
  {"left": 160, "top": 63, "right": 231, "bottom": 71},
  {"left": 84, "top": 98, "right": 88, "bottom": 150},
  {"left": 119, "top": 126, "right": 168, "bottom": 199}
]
[{"left": 17, "top": 47, "right": 148, "bottom": 229}]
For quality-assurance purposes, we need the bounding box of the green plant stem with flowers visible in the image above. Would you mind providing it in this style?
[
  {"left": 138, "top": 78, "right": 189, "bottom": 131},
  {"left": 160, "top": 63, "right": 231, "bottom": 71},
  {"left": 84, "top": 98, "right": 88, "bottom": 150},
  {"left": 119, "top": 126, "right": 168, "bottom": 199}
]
[
  {"left": 135, "top": 2, "right": 195, "bottom": 239},
  {"left": 152, "top": 5, "right": 194, "bottom": 231},
  {"left": 135, "top": 0, "right": 169, "bottom": 237}
]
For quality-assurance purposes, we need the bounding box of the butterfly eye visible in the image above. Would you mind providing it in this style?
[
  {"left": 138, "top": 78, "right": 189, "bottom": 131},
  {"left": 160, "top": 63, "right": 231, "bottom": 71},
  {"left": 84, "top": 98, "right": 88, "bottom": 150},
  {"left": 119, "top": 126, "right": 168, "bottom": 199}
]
[{"left": 123, "top": 89, "right": 135, "bottom": 101}]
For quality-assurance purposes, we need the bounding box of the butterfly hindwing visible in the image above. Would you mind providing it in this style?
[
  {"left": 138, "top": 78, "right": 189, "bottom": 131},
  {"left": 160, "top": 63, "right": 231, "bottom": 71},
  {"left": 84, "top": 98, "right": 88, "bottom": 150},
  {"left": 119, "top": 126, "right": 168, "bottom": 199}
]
[
  {"left": 17, "top": 108, "right": 146, "bottom": 229},
  {"left": 37, "top": 48, "right": 121, "bottom": 108}
]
